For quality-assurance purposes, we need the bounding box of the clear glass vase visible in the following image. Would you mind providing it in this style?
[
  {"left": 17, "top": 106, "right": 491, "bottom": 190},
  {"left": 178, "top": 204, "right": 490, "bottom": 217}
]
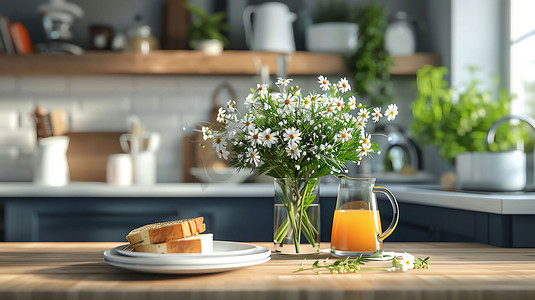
[{"left": 273, "top": 178, "right": 320, "bottom": 254}]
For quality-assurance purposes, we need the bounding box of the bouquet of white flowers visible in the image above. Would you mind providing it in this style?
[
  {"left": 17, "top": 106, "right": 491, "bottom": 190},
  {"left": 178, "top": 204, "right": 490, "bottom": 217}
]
[{"left": 201, "top": 75, "right": 398, "bottom": 253}]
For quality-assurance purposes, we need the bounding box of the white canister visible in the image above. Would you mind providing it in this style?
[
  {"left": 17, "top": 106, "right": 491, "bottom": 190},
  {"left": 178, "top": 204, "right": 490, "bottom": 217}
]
[
  {"left": 385, "top": 11, "right": 416, "bottom": 56},
  {"left": 106, "top": 154, "right": 133, "bottom": 186}
]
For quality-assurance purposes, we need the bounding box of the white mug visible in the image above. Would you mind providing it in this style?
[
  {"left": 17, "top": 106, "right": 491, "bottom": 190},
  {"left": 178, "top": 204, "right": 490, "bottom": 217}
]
[
  {"left": 132, "top": 152, "right": 156, "bottom": 185},
  {"left": 106, "top": 154, "right": 133, "bottom": 186}
]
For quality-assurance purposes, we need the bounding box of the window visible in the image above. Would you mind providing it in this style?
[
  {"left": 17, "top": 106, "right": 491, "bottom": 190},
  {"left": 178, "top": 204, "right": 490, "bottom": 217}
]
[{"left": 510, "top": 0, "right": 535, "bottom": 116}]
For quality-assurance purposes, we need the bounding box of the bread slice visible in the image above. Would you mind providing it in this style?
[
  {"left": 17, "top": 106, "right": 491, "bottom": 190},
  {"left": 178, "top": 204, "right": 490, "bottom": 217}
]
[
  {"left": 126, "top": 217, "right": 206, "bottom": 246},
  {"left": 133, "top": 233, "right": 214, "bottom": 254}
]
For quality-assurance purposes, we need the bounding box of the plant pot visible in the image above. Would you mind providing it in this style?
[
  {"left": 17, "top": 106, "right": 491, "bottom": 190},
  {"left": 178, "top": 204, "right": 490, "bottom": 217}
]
[
  {"left": 192, "top": 39, "right": 223, "bottom": 55},
  {"left": 455, "top": 151, "right": 526, "bottom": 192},
  {"left": 305, "top": 22, "right": 358, "bottom": 54},
  {"left": 273, "top": 178, "right": 320, "bottom": 254}
]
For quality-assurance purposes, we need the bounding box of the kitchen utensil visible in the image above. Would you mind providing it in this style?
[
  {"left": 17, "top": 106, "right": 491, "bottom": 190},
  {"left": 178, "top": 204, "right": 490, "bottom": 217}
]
[
  {"left": 33, "top": 136, "right": 70, "bottom": 186},
  {"left": 49, "top": 108, "right": 66, "bottom": 136},
  {"left": 121, "top": 131, "right": 160, "bottom": 185},
  {"left": 331, "top": 176, "right": 399, "bottom": 257},
  {"left": 106, "top": 153, "right": 133, "bottom": 186},
  {"left": 34, "top": 106, "right": 52, "bottom": 139},
  {"left": 243, "top": 2, "right": 297, "bottom": 53}
]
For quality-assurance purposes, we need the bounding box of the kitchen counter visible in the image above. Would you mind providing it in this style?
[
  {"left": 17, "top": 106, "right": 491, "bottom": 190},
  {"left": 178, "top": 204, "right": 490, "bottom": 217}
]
[
  {"left": 0, "top": 242, "right": 534, "bottom": 300},
  {"left": 1, "top": 182, "right": 535, "bottom": 215}
]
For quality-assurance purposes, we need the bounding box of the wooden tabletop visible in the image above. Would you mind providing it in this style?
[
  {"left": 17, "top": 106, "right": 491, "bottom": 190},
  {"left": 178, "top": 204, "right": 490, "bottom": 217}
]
[{"left": 0, "top": 242, "right": 534, "bottom": 300}]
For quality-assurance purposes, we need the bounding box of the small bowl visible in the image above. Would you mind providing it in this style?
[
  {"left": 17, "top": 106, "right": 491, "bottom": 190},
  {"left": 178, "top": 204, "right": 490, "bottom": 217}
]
[{"left": 190, "top": 167, "right": 253, "bottom": 184}]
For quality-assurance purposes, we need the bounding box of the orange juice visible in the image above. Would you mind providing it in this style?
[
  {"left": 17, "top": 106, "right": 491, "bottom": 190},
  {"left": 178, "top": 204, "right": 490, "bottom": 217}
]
[{"left": 331, "top": 209, "right": 382, "bottom": 252}]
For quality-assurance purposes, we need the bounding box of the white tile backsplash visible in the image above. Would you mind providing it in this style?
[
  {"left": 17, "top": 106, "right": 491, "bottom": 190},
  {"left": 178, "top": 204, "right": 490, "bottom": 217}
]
[
  {"left": 0, "top": 96, "right": 34, "bottom": 112},
  {"left": 0, "top": 110, "right": 18, "bottom": 130},
  {"left": 0, "top": 74, "right": 316, "bottom": 182},
  {"left": 19, "top": 76, "right": 69, "bottom": 94},
  {"left": 0, "top": 130, "right": 35, "bottom": 149},
  {"left": 69, "top": 76, "right": 134, "bottom": 94},
  {"left": 36, "top": 97, "right": 79, "bottom": 112},
  {"left": 131, "top": 95, "right": 160, "bottom": 112},
  {"left": 70, "top": 111, "right": 129, "bottom": 132},
  {"left": 78, "top": 96, "right": 131, "bottom": 112},
  {"left": 0, "top": 76, "right": 17, "bottom": 93}
]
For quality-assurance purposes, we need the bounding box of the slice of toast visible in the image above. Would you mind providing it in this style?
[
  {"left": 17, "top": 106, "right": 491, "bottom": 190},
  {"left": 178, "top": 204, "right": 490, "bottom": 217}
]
[
  {"left": 133, "top": 233, "right": 214, "bottom": 254},
  {"left": 126, "top": 217, "right": 206, "bottom": 246}
]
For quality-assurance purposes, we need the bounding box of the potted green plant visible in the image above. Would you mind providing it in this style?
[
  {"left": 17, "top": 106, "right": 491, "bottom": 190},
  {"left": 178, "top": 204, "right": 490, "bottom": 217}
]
[
  {"left": 347, "top": 2, "right": 393, "bottom": 106},
  {"left": 411, "top": 65, "right": 520, "bottom": 163},
  {"left": 186, "top": 3, "right": 229, "bottom": 55},
  {"left": 411, "top": 65, "right": 534, "bottom": 191}
]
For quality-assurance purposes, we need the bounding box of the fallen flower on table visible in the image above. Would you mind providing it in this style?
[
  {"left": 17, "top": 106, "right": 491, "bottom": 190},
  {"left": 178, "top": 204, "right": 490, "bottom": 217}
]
[{"left": 294, "top": 253, "right": 430, "bottom": 274}]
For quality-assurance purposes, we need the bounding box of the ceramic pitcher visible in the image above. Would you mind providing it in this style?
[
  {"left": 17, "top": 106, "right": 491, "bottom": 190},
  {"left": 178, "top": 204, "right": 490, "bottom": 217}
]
[
  {"left": 243, "top": 2, "right": 297, "bottom": 53},
  {"left": 331, "top": 176, "right": 399, "bottom": 257}
]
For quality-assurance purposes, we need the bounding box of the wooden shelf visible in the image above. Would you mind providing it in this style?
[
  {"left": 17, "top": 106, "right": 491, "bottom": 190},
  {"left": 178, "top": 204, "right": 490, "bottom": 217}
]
[{"left": 0, "top": 50, "right": 440, "bottom": 76}]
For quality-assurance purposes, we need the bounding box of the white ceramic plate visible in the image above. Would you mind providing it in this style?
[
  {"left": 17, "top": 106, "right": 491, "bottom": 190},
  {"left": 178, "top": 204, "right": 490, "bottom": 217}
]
[
  {"left": 104, "top": 256, "right": 271, "bottom": 274},
  {"left": 117, "top": 241, "right": 257, "bottom": 258},
  {"left": 104, "top": 242, "right": 271, "bottom": 266}
]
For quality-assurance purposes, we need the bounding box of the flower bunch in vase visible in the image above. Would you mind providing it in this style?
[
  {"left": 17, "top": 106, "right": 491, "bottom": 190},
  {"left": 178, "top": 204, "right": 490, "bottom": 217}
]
[{"left": 201, "top": 76, "right": 398, "bottom": 254}]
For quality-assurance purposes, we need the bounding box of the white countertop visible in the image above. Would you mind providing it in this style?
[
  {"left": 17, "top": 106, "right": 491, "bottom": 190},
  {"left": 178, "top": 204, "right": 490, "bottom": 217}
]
[{"left": 0, "top": 182, "right": 534, "bottom": 215}]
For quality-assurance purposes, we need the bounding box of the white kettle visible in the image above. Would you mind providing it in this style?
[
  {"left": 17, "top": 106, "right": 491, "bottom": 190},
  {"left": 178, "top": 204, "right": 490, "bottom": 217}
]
[
  {"left": 243, "top": 2, "right": 297, "bottom": 53},
  {"left": 33, "top": 136, "right": 70, "bottom": 186}
]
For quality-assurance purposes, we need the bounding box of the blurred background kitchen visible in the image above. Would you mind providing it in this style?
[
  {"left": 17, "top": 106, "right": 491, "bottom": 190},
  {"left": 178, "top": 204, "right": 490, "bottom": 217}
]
[{"left": 0, "top": 0, "right": 534, "bottom": 244}]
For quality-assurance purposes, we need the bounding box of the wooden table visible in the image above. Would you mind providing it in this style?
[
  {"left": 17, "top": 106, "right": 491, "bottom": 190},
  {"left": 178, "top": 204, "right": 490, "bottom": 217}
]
[{"left": 0, "top": 242, "right": 534, "bottom": 299}]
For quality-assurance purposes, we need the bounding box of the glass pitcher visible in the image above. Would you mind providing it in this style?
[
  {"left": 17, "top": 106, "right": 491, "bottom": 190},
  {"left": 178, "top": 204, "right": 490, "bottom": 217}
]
[{"left": 330, "top": 176, "right": 399, "bottom": 257}]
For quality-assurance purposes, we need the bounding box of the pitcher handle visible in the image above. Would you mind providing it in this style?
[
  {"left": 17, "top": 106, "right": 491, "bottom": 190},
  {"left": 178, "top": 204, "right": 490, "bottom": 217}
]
[
  {"left": 243, "top": 5, "right": 255, "bottom": 49},
  {"left": 373, "top": 186, "right": 399, "bottom": 241}
]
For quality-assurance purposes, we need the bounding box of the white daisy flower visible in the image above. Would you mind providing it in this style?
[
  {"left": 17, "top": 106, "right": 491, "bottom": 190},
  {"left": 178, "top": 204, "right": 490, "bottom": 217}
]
[
  {"left": 201, "top": 126, "right": 213, "bottom": 140},
  {"left": 317, "top": 75, "right": 331, "bottom": 91},
  {"left": 356, "top": 142, "right": 373, "bottom": 157},
  {"left": 372, "top": 107, "right": 383, "bottom": 122},
  {"left": 337, "top": 77, "right": 351, "bottom": 93},
  {"left": 226, "top": 99, "right": 236, "bottom": 112},
  {"left": 360, "top": 132, "right": 372, "bottom": 145},
  {"left": 276, "top": 77, "right": 293, "bottom": 86},
  {"left": 256, "top": 84, "right": 269, "bottom": 97},
  {"left": 385, "top": 104, "right": 399, "bottom": 121},
  {"left": 335, "top": 128, "right": 353, "bottom": 143},
  {"left": 357, "top": 119, "right": 367, "bottom": 129},
  {"left": 244, "top": 93, "right": 259, "bottom": 109},
  {"left": 216, "top": 107, "right": 226, "bottom": 123},
  {"left": 245, "top": 128, "right": 262, "bottom": 146},
  {"left": 278, "top": 94, "right": 298, "bottom": 114},
  {"left": 347, "top": 96, "right": 357, "bottom": 110},
  {"left": 395, "top": 253, "right": 415, "bottom": 272},
  {"left": 286, "top": 143, "right": 302, "bottom": 160},
  {"left": 333, "top": 97, "right": 345, "bottom": 111},
  {"left": 245, "top": 148, "right": 261, "bottom": 166},
  {"left": 241, "top": 114, "right": 256, "bottom": 131},
  {"left": 216, "top": 147, "right": 230, "bottom": 160},
  {"left": 259, "top": 128, "right": 278, "bottom": 148},
  {"left": 212, "top": 134, "right": 227, "bottom": 151},
  {"left": 283, "top": 127, "right": 302, "bottom": 145},
  {"left": 357, "top": 108, "right": 370, "bottom": 123}
]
